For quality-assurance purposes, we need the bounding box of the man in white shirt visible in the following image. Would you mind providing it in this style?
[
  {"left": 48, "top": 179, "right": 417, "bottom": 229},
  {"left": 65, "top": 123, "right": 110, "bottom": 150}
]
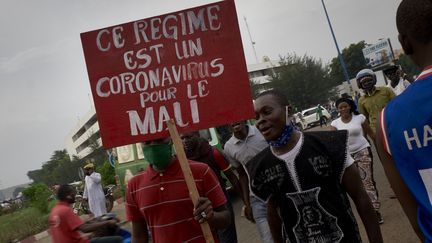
[
  {"left": 384, "top": 65, "right": 411, "bottom": 96},
  {"left": 224, "top": 121, "right": 273, "bottom": 243},
  {"left": 83, "top": 163, "right": 107, "bottom": 217}
]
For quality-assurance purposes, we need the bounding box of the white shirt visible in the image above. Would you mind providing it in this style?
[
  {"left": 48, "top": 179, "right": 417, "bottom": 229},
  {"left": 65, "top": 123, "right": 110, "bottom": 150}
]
[
  {"left": 387, "top": 78, "right": 410, "bottom": 96},
  {"left": 331, "top": 114, "right": 370, "bottom": 154},
  {"left": 83, "top": 172, "right": 107, "bottom": 217},
  {"left": 272, "top": 133, "right": 354, "bottom": 191},
  {"left": 224, "top": 125, "right": 269, "bottom": 168}
]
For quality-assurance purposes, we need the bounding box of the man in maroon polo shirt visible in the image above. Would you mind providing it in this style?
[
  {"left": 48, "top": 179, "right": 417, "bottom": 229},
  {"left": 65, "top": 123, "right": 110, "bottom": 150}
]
[
  {"left": 125, "top": 137, "right": 231, "bottom": 243},
  {"left": 49, "top": 185, "right": 122, "bottom": 243}
]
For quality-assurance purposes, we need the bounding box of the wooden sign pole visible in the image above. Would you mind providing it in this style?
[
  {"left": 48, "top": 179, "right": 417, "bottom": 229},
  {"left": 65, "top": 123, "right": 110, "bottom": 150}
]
[{"left": 166, "top": 119, "right": 215, "bottom": 243}]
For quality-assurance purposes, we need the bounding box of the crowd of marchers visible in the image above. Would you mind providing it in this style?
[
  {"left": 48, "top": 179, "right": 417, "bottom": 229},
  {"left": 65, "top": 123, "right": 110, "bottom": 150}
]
[{"left": 47, "top": 0, "right": 432, "bottom": 242}]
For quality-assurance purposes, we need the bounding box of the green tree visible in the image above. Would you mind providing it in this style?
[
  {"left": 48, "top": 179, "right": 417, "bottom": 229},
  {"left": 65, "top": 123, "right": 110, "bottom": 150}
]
[
  {"left": 97, "top": 161, "right": 116, "bottom": 186},
  {"left": 40, "top": 150, "right": 70, "bottom": 184},
  {"left": 55, "top": 158, "right": 85, "bottom": 184},
  {"left": 269, "top": 54, "right": 337, "bottom": 110},
  {"left": 13, "top": 187, "right": 25, "bottom": 198},
  {"left": 329, "top": 41, "right": 368, "bottom": 84},
  {"left": 27, "top": 150, "right": 84, "bottom": 185},
  {"left": 86, "top": 132, "right": 107, "bottom": 168},
  {"left": 27, "top": 169, "right": 44, "bottom": 184},
  {"left": 22, "top": 183, "right": 51, "bottom": 213},
  {"left": 85, "top": 131, "right": 115, "bottom": 185},
  {"left": 396, "top": 53, "right": 421, "bottom": 78},
  {"left": 249, "top": 79, "right": 261, "bottom": 99}
]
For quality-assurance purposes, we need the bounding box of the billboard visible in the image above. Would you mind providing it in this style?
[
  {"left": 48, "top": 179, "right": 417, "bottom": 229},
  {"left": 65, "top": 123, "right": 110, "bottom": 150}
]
[
  {"left": 81, "top": 0, "right": 254, "bottom": 148},
  {"left": 362, "top": 39, "right": 395, "bottom": 67}
]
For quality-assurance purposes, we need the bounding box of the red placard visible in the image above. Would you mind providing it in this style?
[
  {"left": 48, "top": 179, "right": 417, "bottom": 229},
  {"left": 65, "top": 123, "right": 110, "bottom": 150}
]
[{"left": 81, "top": 0, "right": 253, "bottom": 148}]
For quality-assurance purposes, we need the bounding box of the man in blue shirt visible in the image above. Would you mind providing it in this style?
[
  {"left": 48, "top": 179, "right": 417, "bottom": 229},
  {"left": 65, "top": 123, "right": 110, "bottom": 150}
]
[{"left": 376, "top": 0, "right": 432, "bottom": 242}]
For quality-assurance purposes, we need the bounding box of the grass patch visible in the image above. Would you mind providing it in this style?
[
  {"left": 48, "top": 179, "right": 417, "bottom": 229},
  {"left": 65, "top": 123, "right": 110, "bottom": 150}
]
[{"left": 0, "top": 201, "right": 57, "bottom": 243}]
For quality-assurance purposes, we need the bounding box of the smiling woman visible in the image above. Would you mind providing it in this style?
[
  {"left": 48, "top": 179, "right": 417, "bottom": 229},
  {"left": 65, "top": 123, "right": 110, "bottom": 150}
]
[{"left": 330, "top": 97, "right": 382, "bottom": 223}]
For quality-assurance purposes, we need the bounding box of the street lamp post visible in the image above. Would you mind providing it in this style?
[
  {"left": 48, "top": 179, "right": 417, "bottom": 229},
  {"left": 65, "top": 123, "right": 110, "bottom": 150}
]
[{"left": 321, "top": 0, "right": 351, "bottom": 84}]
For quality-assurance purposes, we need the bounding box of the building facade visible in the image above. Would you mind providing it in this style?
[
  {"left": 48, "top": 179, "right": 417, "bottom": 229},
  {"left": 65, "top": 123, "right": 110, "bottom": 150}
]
[{"left": 65, "top": 106, "right": 101, "bottom": 160}]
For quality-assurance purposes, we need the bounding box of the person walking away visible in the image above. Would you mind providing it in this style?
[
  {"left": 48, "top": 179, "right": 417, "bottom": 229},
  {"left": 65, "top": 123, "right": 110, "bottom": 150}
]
[
  {"left": 125, "top": 137, "right": 231, "bottom": 243},
  {"left": 376, "top": 0, "right": 432, "bottom": 241},
  {"left": 181, "top": 131, "right": 241, "bottom": 243},
  {"left": 83, "top": 163, "right": 106, "bottom": 217},
  {"left": 49, "top": 184, "right": 123, "bottom": 243},
  {"left": 316, "top": 104, "right": 327, "bottom": 127},
  {"left": 383, "top": 65, "right": 410, "bottom": 96},
  {"left": 330, "top": 97, "right": 383, "bottom": 223},
  {"left": 224, "top": 121, "right": 274, "bottom": 243},
  {"left": 248, "top": 90, "right": 383, "bottom": 243}
]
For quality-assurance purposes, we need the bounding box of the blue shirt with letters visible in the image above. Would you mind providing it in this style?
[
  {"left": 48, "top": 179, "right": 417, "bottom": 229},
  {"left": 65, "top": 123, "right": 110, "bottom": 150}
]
[{"left": 383, "top": 66, "right": 432, "bottom": 242}]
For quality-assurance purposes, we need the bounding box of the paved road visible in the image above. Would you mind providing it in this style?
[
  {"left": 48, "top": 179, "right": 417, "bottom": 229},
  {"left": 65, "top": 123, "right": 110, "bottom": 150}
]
[{"left": 36, "top": 125, "right": 420, "bottom": 242}]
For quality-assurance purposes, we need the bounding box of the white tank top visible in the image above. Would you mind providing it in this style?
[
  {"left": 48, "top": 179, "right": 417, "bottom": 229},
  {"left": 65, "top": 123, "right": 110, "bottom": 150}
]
[{"left": 331, "top": 114, "right": 370, "bottom": 153}]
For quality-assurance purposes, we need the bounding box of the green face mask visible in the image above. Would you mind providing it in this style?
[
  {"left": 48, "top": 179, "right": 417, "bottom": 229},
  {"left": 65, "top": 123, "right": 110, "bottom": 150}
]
[{"left": 142, "top": 144, "right": 173, "bottom": 170}]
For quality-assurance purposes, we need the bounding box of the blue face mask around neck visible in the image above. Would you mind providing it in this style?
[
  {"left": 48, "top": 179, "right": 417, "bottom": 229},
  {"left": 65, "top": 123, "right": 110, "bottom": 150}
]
[
  {"left": 268, "top": 124, "right": 294, "bottom": 147},
  {"left": 268, "top": 106, "right": 294, "bottom": 148}
]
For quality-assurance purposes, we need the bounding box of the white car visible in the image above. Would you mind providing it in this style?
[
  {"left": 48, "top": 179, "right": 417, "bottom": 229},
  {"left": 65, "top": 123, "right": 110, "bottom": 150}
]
[{"left": 295, "top": 106, "right": 331, "bottom": 130}]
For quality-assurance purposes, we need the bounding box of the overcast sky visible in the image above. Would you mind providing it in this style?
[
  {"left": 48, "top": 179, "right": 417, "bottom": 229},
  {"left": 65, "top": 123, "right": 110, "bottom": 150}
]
[{"left": 0, "top": 0, "right": 402, "bottom": 189}]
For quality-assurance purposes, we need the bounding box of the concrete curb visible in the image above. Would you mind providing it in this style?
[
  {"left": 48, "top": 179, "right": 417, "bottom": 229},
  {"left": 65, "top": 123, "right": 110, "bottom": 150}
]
[
  {"left": 34, "top": 231, "right": 49, "bottom": 241},
  {"left": 18, "top": 230, "right": 48, "bottom": 243}
]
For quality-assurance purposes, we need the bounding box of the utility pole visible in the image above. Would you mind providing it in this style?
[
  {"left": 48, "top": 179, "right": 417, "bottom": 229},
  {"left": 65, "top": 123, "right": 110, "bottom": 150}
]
[
  {"left": 321, "top": 0, "right": 351, "bottom": 84},
  {"left": 244, "top": 16, "right": 259, "bottom": 64}
]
